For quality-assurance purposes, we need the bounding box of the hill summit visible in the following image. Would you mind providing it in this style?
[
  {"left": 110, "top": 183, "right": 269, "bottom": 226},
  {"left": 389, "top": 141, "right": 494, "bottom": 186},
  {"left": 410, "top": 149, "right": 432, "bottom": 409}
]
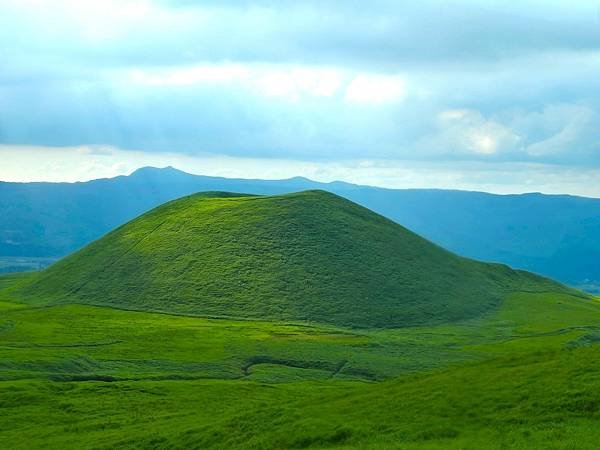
[{"left": 19, "top": 190, "right": 566, "bottom": 328}]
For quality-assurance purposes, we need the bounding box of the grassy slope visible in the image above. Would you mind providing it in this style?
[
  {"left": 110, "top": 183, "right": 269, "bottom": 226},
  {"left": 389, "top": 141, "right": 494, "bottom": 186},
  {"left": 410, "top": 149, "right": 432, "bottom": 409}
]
[
  {"left": 2, "top": 286, "right": 598, "bottom": 383},
  {"left": 2, "top": 310, "right": 600, "bottom": 449},
  {"left": 15, "top": 190, "right": 569, "bottom": 328},
  {"left": 2, "top": 275, "right": 600, "bottom": 448}
]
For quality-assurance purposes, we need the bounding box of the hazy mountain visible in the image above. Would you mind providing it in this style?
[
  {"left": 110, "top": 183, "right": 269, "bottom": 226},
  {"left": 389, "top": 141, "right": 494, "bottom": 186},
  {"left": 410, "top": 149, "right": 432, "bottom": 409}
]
[{"left": 1, "top": 166, "right": 599, "bottom": 289}]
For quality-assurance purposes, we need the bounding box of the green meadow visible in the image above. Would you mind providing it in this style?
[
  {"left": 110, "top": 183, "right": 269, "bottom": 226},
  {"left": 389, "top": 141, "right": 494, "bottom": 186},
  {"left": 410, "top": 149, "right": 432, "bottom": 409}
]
[
  {"left": 2, "top": 273, "right": 600, "bottom": 448},
  {"left": 2, "top": 191, "right": 599, "bottom": 448}
]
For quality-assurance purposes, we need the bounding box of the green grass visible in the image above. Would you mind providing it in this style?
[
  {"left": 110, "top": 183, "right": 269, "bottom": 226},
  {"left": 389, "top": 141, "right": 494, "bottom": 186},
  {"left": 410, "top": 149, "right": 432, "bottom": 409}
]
[
  {"left": 1, "top": 190, "right": 598, "bottom": 449},
  {"left": 2, "top": 283, "right": 600, "bottom": 448},
  {"left": 3, "top": 342, "right": 600, "bottom": 449},
  {"left": 13, "top": 190, "right": 575, "bottom": 328},
  {"left": 3, "top": 283, "right": 598, "bottom": 384}
]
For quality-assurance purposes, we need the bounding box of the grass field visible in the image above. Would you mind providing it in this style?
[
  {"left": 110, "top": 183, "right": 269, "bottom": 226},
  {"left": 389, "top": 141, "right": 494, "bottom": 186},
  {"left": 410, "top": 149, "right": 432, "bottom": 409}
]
[
  {"left": 2, "top": 270, "right": 597, "bottom": 383},
  {"left": 5, "top": 347, "right": 600, "bottom": 450},
  {"left": 2, "top": 272, "right": 600, "bottom": 448},
  {"left": 2, "top": 191, "right": 599, "bottom": 449}
]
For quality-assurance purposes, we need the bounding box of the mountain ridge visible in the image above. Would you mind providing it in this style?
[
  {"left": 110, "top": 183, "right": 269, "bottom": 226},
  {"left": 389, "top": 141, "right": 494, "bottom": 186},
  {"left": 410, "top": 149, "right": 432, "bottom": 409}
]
[{"left": 1, "top": 166, "right": 599, "bottom": 290}]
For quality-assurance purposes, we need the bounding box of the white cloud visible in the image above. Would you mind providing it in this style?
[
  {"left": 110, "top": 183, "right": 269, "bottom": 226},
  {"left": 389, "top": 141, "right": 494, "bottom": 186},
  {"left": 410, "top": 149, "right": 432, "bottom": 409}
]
[
  {"left": 130, "top": 65, "right": 251, "bottom": 87},
  {"left": 4, "top": 0, "right": 171, "bottom": 43},
  {"left": 344, "top": 74, "right": 406, "bottom": 105},
  {"left": 127, "top": 64, "right": 410, "bottom": 106},
  {"left": 253, "top": 67, "right": 342, "bottom": 101},
  {"left": 129, "top": 64, "right": 343, "bottom": 101}
]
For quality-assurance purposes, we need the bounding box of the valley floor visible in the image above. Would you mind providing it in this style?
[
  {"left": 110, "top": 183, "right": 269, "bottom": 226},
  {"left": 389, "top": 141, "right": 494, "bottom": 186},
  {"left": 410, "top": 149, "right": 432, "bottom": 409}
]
[{"left": 2, "top": 273, "right": 600, "bottom": 448}]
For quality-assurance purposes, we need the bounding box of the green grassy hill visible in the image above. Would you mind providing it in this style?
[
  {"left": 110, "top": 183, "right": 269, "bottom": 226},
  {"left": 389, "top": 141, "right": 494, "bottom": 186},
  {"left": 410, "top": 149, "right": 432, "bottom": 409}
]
[
  {"left": 2, "top": 190, "right": 596, "bottom": 449},
  {"left": 15, "top": 190, "right": 566, "bottom": 328}
]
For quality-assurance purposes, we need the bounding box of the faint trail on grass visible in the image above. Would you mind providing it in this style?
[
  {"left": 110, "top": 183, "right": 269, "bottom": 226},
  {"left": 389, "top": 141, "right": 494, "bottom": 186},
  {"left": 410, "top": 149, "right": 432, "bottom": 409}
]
[
  {"left": 498, "top": 325, "right": 600, "bottom": 344},
  {"left": 1, "top": 340, "right": 124, "bottom": 349},
  {"left": 242, "top": 356, "right": 335, "bottom": 377},
  {"left": 68, "top": 200, "right": 207, "bottom": 299},
  {"left": 331, "top": 360, "right": 348, "bottom": 378},
  {"left": 68, "top": 219, "right": 169, "bottom": 297}
]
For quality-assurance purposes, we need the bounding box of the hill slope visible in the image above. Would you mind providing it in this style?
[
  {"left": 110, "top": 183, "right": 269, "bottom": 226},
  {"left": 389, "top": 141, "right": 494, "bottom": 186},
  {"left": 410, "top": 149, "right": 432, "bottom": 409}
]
[
  {"left": 17, "top": 190, "right": 569, "bottom": 328},
  {"left": 1, "top": 166, "right": 599, "bottom": 290}
]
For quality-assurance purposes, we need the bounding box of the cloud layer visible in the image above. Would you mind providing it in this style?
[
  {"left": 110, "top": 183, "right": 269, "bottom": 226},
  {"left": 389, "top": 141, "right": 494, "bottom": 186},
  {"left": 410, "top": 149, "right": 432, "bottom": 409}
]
[{"left": 1, "top": 0, "right": 599, "bottom": 189}]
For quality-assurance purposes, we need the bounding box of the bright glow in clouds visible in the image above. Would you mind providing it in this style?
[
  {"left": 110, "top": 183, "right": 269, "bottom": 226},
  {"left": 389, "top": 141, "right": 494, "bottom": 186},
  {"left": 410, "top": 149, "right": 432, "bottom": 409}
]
[
  {"left": 1, "top": 145, "right": 598, "bottom": 198},
  {"left": 6, "top": 0, "right": 163, "bottom": 42},
  {"left": 435, "top": 109, "right": 521, "bottom": 155}
]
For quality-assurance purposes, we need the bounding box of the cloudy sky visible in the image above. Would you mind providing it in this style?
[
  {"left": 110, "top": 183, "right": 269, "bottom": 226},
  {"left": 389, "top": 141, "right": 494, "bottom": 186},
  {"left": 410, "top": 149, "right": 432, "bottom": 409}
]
[{"left": 1, "top": 0, "right": 600, "bottom": 195}]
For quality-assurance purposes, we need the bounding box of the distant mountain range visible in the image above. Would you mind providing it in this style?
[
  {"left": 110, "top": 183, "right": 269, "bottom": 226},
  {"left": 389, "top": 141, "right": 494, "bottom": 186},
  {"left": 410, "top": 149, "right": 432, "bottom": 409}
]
[{"left": 1, "top": 166, "right": 599, "bottom": 290}]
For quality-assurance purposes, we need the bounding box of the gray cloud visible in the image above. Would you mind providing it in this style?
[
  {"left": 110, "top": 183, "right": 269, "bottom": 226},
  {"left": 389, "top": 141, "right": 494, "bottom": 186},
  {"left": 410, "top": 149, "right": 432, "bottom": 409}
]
[
  {"left": 0, "top": 0, "right": 599, "bottom": 169},
  {"left": 3, "top": 1, "right": 600, "bottom": 68}
]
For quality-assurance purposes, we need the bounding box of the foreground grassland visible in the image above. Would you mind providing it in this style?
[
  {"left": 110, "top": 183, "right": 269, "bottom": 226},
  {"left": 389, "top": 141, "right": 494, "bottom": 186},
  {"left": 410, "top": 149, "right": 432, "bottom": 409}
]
[
  {"left": 2, "top": 272, "right": 600, "bottom": 448},
  {"left": 1, "top": 273, "right": 596, "bottom": 383},
  {"left": 4, "top": 349, "right": 600, "bottom": 449}
]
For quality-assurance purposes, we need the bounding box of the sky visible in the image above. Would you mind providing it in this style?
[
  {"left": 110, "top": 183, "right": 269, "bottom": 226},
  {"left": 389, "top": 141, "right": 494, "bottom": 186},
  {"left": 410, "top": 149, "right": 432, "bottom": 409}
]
[{"left": 1, "top": 0, "right": 600, "bottom": 196}]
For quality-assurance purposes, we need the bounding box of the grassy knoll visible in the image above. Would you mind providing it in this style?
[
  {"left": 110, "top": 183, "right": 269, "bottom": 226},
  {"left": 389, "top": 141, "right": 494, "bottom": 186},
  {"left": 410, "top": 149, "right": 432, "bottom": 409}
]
[{"left": 13, "top": 191, "right": 572, "bottom": 328}]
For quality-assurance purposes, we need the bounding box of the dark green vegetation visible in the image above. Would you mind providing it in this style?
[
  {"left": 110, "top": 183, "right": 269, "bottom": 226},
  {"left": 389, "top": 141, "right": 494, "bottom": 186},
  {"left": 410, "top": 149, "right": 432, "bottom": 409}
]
[
  {"left": 1, "top": 190, "right": 599, "bottom": 449},
  {"left": 15, "top": 190, "right": 565, "bottom": 328},
  {"left": 2, "top": 166, "right": 599, "bottom": 289}
]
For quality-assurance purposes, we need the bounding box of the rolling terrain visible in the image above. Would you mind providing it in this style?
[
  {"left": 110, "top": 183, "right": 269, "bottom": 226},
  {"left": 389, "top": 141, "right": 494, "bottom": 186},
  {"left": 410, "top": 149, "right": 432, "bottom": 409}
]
[
  {"left": 4, "top": 346, "right": 600, "bottom": 449},
  {"left": 2, "top": 275, "right": 600, "bottom": 448},
  {"left": 0, "top": 190, "right": 598, "bottom": 449},
  {"left": 1, "top": 166, "right": 599, "bottom": 290},
  {"left": 14, "top": 190, "right": 567, "bottom": 328}
]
